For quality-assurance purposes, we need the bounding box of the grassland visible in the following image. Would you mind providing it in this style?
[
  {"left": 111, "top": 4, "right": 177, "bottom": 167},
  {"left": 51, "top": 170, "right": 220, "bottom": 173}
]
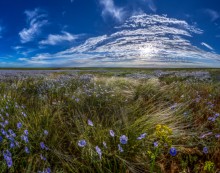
[{"left": 0, "top": 68, "right": 219, "bottom": 173}]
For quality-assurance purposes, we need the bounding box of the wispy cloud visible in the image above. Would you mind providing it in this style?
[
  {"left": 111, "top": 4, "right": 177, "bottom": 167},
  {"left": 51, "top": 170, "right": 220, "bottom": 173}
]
[
  {"left": 18, "top": 14, "right": 220, "bottom": 67},
  {"left": 203, "top": 9, "right": 220, "bottom": 22},
  {"left": 19, "top": 8, "right": 48, "bottom": 43},
  {"left": 99, "top": 0, "right": 125, "bottom": 22},
  {"left": 201, "top": 42, "right": 214, "bottom": 51},
  {"left": 141, "top": 0, "right": 157, "bottom": 12},
  {"left": 39, "top": 31, "right": 78, "bottom": 45}
]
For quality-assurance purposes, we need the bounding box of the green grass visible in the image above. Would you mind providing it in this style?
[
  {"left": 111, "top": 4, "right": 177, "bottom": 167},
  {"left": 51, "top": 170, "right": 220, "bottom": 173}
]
[{"left": 0, "top": 69, "right": 219, "bottom": 172}]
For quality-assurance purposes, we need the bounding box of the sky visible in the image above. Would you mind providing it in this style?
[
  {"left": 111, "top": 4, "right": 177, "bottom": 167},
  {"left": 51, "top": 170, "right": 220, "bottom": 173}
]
[{"left": 0, "top": 0, "right": 220, "bottom": 67}]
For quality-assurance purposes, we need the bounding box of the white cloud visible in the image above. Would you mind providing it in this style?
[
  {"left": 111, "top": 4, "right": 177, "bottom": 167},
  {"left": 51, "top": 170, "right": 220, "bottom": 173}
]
[
  {"left": 201, "top": 42, "right": 214, "bottom": 51},
  {"left": 19, "top": 8, "right": 48, "bottom": 43},
  {"left": 39, "top": 31, "right": 78, "bottom": 45},
  {"left": 18, "top": 14, "right": 220, "bottom": 67},
  {"left": 204, "top": 9, "right": 220, "bottom": 22},
  {"left": 142, "top": 0, "right": 157, "bottom": 12},
  {"left": 99, "top": 0, "right": 125, "bottom": 22}
]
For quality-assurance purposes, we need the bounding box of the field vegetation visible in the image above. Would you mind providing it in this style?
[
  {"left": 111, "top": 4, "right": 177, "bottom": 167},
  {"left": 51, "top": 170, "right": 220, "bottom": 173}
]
[{"left": 0, "top": 69, "right": 219, "bottom": 173}]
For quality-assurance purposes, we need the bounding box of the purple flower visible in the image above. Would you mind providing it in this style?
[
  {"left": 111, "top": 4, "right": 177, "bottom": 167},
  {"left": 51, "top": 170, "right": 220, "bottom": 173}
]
[
  {"left": 21, "top": 135, "right": 29, "bottom": 143},
  {"left": 95, "top": 146, "right": 102, "bottom": 159},
  {"left": 118, "top": 144, "right": 124, "bottom": 152},
  {"left": 40, "top": 154, "right": 47, "bottom": 161},
  {"left": 44, "top": 130, "right": 48, "bottom": 136},
  {"left": 4, "top": 120, "right": 8, "bottom": 126},
  {"left": 154, "top": 141, "right": 159, "bottom": 147},
  {"left": 3, "top": 150, "right": 13, "bottom": 168},
  {"left": 137, "top": 133, "right": 147, "bottom": 140},
  {"left": 214, "top": 113, "right": 219, "bottom": 117},
  {"left": 170, "top": 103, "right": 177, "bottom": 110},
  {"left": 17, "top": 122, "right": 22, "bottom": 129},
  {"left": 78, "top": 140, "right": 86, "bottom": 147},
  {"left": 88, "top": 119, "right": 94, "bottom": 126},
  {"left": 24, "top": 130, "right": 28, "bottom": 135},
  {"left": 120, "top": 135, "right": 128, "bottom": 144},
  {"left": 109, "top": 130, "right": 115, "bottom": 137},
  {"left": 22, "top": 112, "right": 27, "bottom": 117},
  {"left": 25, "top": 146, "right": 30, "bottom": 154},
  {"left": 203, "top": 147, "right": 208, "bottom": 154},
  {"left": 0, "top": 136, "right": 3, "bottom": 142},
  {"left": 1, "top": 128, "right": 6, "bottom": 135},
  {"left": 45, "top": 168, "right": 51, "bottom": 173},
  {"left": 10, "top": 142, "right": 15, "bottom": 148},
  {"left": 103, "top": 141, "right": 107, "bottom": 148},
  {"left": 215, "top": 134, "right": 220, "bottom": 138},
  {"left": 8, "top": 129, "right": 16, "bottom": 137},
  {"left": 40, "top": 142, "right": 48, "bottom": 150},
  {"left": 169, "top": 147, "right": 177, "bottom": 156},
  {"left": 208, "top": 117, "right": 215, "bottom": 122}
]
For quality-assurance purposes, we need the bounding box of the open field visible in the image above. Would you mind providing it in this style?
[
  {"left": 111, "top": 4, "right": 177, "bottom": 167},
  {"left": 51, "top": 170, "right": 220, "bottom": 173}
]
[{"left": 0, "top": 69, "right": 219, "bottom": 173}]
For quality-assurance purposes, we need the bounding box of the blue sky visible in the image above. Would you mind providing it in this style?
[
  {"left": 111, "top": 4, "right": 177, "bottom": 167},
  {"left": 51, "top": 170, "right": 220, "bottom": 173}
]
[{"left": 0, "top": 0, "right": 220, "bottom": 67}]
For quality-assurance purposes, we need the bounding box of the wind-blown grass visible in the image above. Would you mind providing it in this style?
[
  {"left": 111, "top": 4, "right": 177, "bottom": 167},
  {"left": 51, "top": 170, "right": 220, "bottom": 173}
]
[{"left": 0, "top": 70, "right": 219, "bottom": 172}]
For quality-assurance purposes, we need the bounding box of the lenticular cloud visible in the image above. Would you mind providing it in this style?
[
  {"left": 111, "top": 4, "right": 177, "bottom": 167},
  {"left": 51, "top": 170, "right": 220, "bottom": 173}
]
[{"left": 25, "top": 14, "right": 220, "bottom": 67}]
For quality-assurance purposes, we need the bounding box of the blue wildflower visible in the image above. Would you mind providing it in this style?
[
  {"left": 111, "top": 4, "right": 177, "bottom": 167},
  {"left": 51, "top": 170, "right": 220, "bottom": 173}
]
[
  {"left": 215, "top": 134, "right": 220, "bottom": 138},
  {"left": 45, "top": 168, "right": 51, "bottom": 173},
  {"left": 170, "top": 103, "right": 177, "bottom": 110},
  {"left": 0, "top": 136, "right": 3, "bottom": 142},
  {"left": 88, "top": 119, "right": 94, "bottom": 126},
  {"left": 17, "top": 122, "right": 22, "bottom": 129},
  {"left": 0, "top": 122, "right": 5, "bottom": 128},
  {"left": 109, "top": 130, "right": 115, "bottom": 137},
  {"left": 154, "top": 141, "right": 159, "bottom": 147},
  {"left": 1, "top": 128, "right": 6, "bottom": 135},
  {"left": 78, "top": 140, "right": 86, "bottom": 147},
  {"left": 203, "top": 147, "right": 208, "bottom": 154},
  {"left": 137, "top": 133, "right": 147, "bottom": 140},
  {"left": 40, "top": 142, "right": 48, "bottom": 150},
  {"left": 118, "top": 144, "right": 124, "bottom": 152},
  {"left": 44, "top": 130, "right": 48, "bottom": 136},
  {"left": 25, "top": 146, "right": 30, "bottom": 154},
  {"left": 21, "top": 135, "right": 29, "bottom": 143},
  {"left": 24, "top": 130, "right": 28, "bottom": 135},
  {"left": 10, "top": 142, "right": 15, "bottom": 148},
  {"left": 214, "top": 113, "right": 219, "bottom": 118},
  {"left": 95, "top": 146, "right": 102, "bottom": 159},
  {"left": 120, "top": 135, "right": 128, "bottom": 144},
  {"left": 8, "top": 129, "right": 16, "bottom": 137},
  {"left": 4, "top": 120, "right": 9, "bottom": 126},
  {"left": 103, "top": 141, "right": 107, "bottom": 148},
  {"left": 208, "top": 117, "right": 215, "bottom": 122},
  {"left": 15, "top": 141, "right": 19, "bottom": 147},
  {"left": 3, "top": 150, "right": 13, "bottom": 168},
  {"left": 169, "top": 147, "right": 177, "bottom": 156},
  {"left": 40, "top": 154, "right": 47, "bottom": 161},
  {"left": 21, "top": 112, "right": 26, "bottom": 117}
]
